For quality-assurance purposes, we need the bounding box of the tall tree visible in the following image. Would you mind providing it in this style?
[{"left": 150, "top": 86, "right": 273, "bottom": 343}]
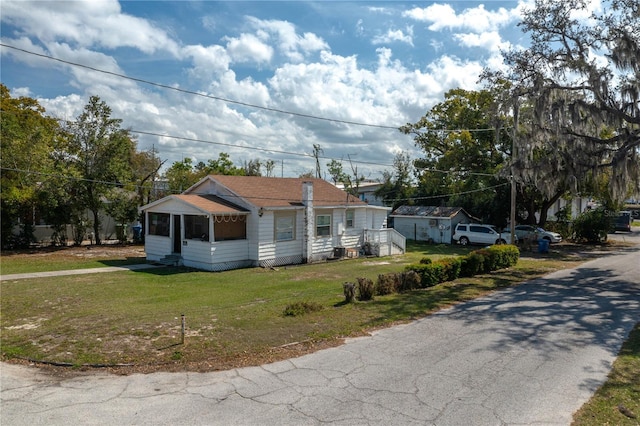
[
  {"left": 165, "top": 158, "right": 200, "bottom": 193},
  {"left": 66, "top": 96, "right": 135, "bottom": 245},
  {"left": 131, "top": 146, "right": 164, "bottom": 207},
  {"left": 0, "top": 84, "right": 61, "bottom": 247},
  {"left": 264, "top": 159, "right": 276, "bottom": 177},
  {"left": 489, "top": 0, "right": 640, "bottom": 202},
  {"left": 327, "top": 159, "right": 348, "bottom": 185},
  {"left": 401, "top": 88, "right": 512, "bottom": 224},
  {"left": 375, "top": 152, "right": 415, "bottom": 209}
]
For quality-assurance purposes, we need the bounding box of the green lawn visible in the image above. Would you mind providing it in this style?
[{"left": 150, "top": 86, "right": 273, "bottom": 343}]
[
  {"left": 2, "top": 240, "right": 636, "bottom": 422},
  {"left": 572, "top": 323, "right": 640, "bottom": 425},
  {"left": 0, "top": 241, "right": 585, "bottom": 370}
]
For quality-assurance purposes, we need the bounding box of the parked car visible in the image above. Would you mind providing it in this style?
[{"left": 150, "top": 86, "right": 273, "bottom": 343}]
[
  {"left": 452, "top": 223, "right": 517, "bottom": 246},
  {"left": 514, "top": 225, "right": 563, "bottom": 243},
  {"left": 613, "top": 211, "right": 632, "bottom": 232}
]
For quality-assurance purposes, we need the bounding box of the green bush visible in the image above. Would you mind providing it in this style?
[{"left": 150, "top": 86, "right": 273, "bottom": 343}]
[
  {"left": 438, "top": 257, "right": 462, "bottom": 281},
  {"left": 406, "top": 262, "right": 444, "bottom": 287},
  {"left": 356, "top": 277, "right": 375, "bottom": 301},
  {"left": 403, "top": 245, "right": 519, "bottom": 291},
  {"left": 487, "top": 244, "right": 519, "bottom": 269},
  {"left": 460, "top": 252, "right": 485, "bottom": 277},
  {"left": 572, "top": 208, "right": 610, "bottom": 243},
  {"left": 283, "top": 301, "right": 323, "bottom": 316},
  {"left": 419, "top": 257, "right": 432, "bottom": 265}
]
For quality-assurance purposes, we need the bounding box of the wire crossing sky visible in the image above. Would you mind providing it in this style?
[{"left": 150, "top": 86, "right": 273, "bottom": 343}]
[{"left": 1, "top": 0, "right": 544, "bottom": 178}]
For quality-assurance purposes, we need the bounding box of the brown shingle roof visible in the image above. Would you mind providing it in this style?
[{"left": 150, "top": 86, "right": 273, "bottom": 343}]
[
  {"left": 207, "top": 175, "right": 365, "bottom": 208},
  {"left": 173, "top": 194, "right": 248, "bottom": 214}
]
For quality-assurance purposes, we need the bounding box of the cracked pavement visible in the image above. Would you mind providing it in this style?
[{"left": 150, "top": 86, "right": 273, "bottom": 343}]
[{"left": 2, "top": 245, "right": 639, "bottom": 425}]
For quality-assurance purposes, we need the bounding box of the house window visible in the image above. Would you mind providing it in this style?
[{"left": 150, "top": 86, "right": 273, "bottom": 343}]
[
  {"left": 185, "top": 215, "right": 210, "bottom": 241},
  {"left": 148, "top": 212, "right": 170, "bottom": 236},
  {"left": 214, "top": 215, "right": 246, "bottom": 241},
  {"left": 346, "top": 210, "right": 354, "bottom": 228},
  {"left": 275, "top": 214, "right": 295, "bottom": 241},
  {"left": 316, "top": 214, "right": 331, "bottom": 237}
]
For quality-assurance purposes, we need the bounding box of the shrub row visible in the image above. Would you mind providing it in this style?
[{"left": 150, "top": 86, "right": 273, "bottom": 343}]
[
  {"left": 406, "top": 244, "right": 519, "bottom": 287},
  {"left": 342, "top": 245, "right": 519, "bottom": 303},
  {"left": 344, "top": 270, "right": 422, "bottom": 302}
]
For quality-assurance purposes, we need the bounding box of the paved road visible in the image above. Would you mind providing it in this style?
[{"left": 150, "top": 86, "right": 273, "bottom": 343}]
[{"left": 2, "top": 245, "right": 639, "bottom": 425}]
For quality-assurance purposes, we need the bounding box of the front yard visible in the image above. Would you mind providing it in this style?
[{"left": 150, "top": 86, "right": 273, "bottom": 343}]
[{"left": 1, "top": 241, "right": 606, "bottom": 373}]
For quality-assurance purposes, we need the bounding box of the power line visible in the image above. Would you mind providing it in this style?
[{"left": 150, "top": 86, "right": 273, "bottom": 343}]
[
  {"left": 0, "top": 166, "right": 508, "bottom": 203},
  {"left": 1, "top": 43, "right": 399, "bottom": 130},
  {"left": 2, "top": 43, "right": 503, "bottom": 134},
  {"left": 131, "top": 129, "right": 396, "bottom": 167}
]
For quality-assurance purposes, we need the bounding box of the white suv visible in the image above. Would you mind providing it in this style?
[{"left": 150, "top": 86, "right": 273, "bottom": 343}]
[{"left": 452, "top": 223, "right": 517, "bottom": 246}]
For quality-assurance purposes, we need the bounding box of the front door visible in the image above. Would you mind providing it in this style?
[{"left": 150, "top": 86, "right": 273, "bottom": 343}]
[{"left": 173, "top": 215, "right": 182, "bottom": 253}]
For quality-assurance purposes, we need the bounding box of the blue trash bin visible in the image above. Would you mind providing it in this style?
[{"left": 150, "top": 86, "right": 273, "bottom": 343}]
[
  {"left": 132, "top": 225, "right": 142, "bottom": 243},
  {"left": 538, "top": 239, "right": 549, "bottom": 253}
]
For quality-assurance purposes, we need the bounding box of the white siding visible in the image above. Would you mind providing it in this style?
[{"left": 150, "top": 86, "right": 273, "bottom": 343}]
[
  {"left": 393, "top": 216, "right": 458, "bottom": 244},
  {"left": 256, "top": 210, "right": 305, "bottom": 267},
  {"left": 182, "top": 240, "right": 250, "bottom": 271},
  {"left": 144, "top": 235, "right": 172, "bottom": 261}
]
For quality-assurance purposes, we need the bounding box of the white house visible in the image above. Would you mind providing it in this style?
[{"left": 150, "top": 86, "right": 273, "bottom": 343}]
[
  {"left": 139, "top": 175, "right": 405, "bottom": 271},
  {"left": 390, "top": 206, "right": 475, "bottom": 244}
]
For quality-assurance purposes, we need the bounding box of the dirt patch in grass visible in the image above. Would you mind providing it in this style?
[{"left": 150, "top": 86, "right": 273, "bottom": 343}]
[{"left": 1, "top": 244, "right": 145, "bottom": 260}]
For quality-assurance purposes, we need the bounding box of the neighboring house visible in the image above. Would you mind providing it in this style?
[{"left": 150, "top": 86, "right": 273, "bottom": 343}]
[
  {"left": 15, "top": 206, "right": 132, "bottom": 246},
  {"left": 543, "top": 196, "right": 592, "bottom": 222},
  {"left": 390, "top": 206, "right": 475, "bottom": 244},
  {"left": 334, "top": 181, "right": 387, "bottom": 207},
  {"left": 139, "top": 175, "right": 405, "bottom": 271}
]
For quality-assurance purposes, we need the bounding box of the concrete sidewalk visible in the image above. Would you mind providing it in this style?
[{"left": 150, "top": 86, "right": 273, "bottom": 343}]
[{"left": 0, "top": 263, "right": 161, "bottom": 281}]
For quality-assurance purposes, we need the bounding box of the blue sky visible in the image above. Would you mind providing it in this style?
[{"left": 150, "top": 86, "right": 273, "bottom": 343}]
[{"left": 1, "top": 0, "right": 531, "bottom": 179}]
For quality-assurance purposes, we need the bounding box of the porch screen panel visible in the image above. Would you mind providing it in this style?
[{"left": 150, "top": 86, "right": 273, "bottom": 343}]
[
  {"left": 148, "top": 213, "right": 170, "bottom": 236},
  {"left": 214, "top": 215, "right": 246, "bottom": 241},
  {"left": 185, "top": 215, "right": 210, "bottom": 241}
]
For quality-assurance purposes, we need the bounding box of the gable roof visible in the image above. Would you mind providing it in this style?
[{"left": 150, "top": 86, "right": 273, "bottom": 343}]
[
  {"left": 193, "top": 175, "right": 366, "bottom": 209},
  {"left": 141, "top": 194, "right": 248, "bottom": 215},
  {"left": 174, "top": 194, "right": 249, "bottom": 214},
  {"left": 390, "top": 205, "right": 471, "bottom": 219}
]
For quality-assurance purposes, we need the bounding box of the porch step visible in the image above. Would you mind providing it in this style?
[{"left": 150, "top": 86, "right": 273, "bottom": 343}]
[{"left": 157, "top": 254, "right": 183, "bottom": 266}]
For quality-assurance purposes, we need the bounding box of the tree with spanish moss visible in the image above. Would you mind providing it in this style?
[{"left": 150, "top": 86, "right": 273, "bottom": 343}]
[{"left": 485, "top": 0, "right": 640, "bottom": 204}]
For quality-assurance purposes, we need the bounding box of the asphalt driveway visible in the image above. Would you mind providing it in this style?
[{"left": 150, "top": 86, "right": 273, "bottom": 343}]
[{"left": 2, "top": 245, "right": 639, "bottom": 425}]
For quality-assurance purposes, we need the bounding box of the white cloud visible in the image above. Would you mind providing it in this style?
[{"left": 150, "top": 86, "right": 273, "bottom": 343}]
[
  {"left": 183, "top": 44, "right": 231, "bottom": 79},
  {"left": 454, "top": 31, "right": 510, "bottom": 53},
  {"left": 224, "top": 33, "right": 273, "bottom": 64},
  {"left": 404, "top": 3, "right": 521, "bottom": 33},
  {"left": 372, "top": 27, "right": 414, "bottom": 46},
  {"left": 1, "top": 0, "right": 181, "bottom": 56},
  {"left": 245, "top": 17, "right": 328, "bottom": 62}
]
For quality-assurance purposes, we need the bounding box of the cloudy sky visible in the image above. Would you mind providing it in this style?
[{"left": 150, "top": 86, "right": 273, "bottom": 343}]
[{"left": 1, "top": 0, "right": 531, "bottom": 179}]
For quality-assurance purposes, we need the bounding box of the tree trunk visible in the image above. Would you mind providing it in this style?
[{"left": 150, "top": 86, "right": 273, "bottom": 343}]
[
  {"left": 91, "top": 208, "right": 101, "bottom": 245},
  {"left": 538, "top": 191, "right": 564, "bottom": 227}
]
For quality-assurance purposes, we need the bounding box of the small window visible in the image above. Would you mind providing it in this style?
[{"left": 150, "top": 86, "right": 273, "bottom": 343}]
[
  {"left": 185, "top": 215, "right": 209, "bottom": 240},
  {"left": 457, "top": 224, "right": 467, "bottom": 232},
  {"left": 346, "top": 210, "right": 354, "bottom": 228},
  {"left": 148, "top": 212, "right": 170, "bottom": 236},
  {"left": 275, "top": 214, "right": 295, "bottom": 241},
  {"left": 316, "top": 214, "right": 331, "bottom": 237}
]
